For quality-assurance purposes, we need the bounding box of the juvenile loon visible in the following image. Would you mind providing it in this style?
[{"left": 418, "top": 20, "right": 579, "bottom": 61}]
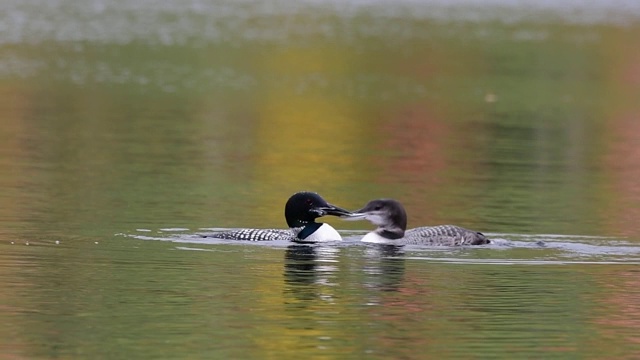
[
  {"left": 343, "top": 199, "right": 489, "bottom": 246},
  {"left": 202, "top": 192, "right": 350, "bottom": 242}
]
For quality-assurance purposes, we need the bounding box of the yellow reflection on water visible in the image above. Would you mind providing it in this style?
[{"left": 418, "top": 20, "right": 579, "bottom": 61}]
[{"left": 251, "top": 46, "right": 366, "bottom": 224}]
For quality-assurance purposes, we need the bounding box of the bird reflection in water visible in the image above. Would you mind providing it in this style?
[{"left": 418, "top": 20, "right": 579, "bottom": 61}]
[
  {"left": 362, "top": 244, "right": 405, "bottom": 292},
  {"left": 283, "top": 245, "right": 340, "bottom": 304}
]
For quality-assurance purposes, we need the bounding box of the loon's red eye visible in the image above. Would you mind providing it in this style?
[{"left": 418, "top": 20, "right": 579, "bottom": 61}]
[{"left": 305, "top": 198, "right": 313, "bottom": 205}]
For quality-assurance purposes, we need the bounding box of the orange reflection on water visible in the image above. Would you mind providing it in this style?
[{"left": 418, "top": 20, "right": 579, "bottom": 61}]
[
  {"left": 594, "top": 269, "right": 640, "bottom": 358},
  {"left": 606, "top": 112, "right": 640, "bottom": 237},
  {"left": 379, "top": 106, "right": 449, "bottom": 181},
  {"left": 370, "top": 101, "right": 489, "bottom": 228},
  {"left": 602, "top": 29, "right": 640, "bottom": 238}
]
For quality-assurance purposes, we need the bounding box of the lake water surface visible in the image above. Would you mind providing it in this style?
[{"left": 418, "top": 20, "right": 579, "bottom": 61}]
[{"left": 2, "top": 0, "right": 640, "bottom": 358}]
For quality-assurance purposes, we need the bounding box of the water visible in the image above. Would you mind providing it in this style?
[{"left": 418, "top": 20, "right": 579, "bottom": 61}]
[{"left": 2, "top": 0, "right": 640, "bottom": 358}]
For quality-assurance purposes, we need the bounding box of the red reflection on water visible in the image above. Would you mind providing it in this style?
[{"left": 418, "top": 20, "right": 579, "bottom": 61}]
[
  {"left": 606, "top": 112, "right": 640, "bottom": 237},
  {"left": 374, "top": 105, "right": 452, "bottom": 224},
  {"left": 379, "top": 106, "right": 449, "bottom": 179},
  {"left": 604, "top": 36, "right": 640, "bottom": 237},
  {"left": 372, "top": 103, "right": 487, "bottom": 227},
  {"left": 594, "top": 270, "right": 640, "bottom": 356}
]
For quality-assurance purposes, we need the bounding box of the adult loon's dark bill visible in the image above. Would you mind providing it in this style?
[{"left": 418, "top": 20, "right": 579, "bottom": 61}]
[{"left": 310, "top": 204, "right": 351, "bottom": 217}]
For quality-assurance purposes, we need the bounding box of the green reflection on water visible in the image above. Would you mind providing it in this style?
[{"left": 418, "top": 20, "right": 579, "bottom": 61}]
[
  {"left": 2, "top": 240, "right": 639, "bottom": 359},
  {"left": 2, "top": 11, "right": 639, "bottom": 237}
]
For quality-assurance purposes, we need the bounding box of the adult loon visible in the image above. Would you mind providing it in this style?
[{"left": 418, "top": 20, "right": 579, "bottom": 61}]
[
  {"left": 202, "top": 192, "right": 350, "bottom": 242},
  {"left": 343, "top": 199, "right": 490, "bottom": 246}
]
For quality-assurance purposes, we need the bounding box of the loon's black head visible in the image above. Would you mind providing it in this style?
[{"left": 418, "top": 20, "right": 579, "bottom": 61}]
[
  {"left": 284, "top": 192, "right": 351, "bottom": 228},
  {"left": 343, "top": 199, "right": 407, "bottom": 239}
]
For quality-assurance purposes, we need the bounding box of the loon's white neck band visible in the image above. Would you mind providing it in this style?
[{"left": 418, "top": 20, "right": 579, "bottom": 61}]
[{"left": 292, "top": 223, "right": 342, "bottom": 242}]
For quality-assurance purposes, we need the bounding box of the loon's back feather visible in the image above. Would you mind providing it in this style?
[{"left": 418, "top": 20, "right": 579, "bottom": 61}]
[
  {"left": 405, "top": 225, "right": 489, "bottom": 246},
  {"left": 205, "top": 229, "right": 294, "bottom": 241}
]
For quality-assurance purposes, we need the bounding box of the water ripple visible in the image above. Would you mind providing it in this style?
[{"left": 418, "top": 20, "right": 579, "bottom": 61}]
[{"left": 120, "top": 229, "right": 640, "bottom": 264}]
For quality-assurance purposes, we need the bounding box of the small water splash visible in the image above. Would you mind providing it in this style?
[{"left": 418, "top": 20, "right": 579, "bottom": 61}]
[{"left": 404, "top": 233, "right": 640, "bottom": 264}]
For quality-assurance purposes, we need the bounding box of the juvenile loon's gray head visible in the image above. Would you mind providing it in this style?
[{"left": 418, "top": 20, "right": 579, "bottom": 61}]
[
  {"left": 284, "top": 192, "right": 351, "bottom": 229},
  {"left": 343, "top": 199, "right": 407, "bottom": 239}
]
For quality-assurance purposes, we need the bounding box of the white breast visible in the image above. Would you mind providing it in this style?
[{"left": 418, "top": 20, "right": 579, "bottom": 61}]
[
  {"left": 300, "top": 223, "right": 342, "bottom": 242},
  {"left": 361, "top": 232, "right": 403, "bottom": 244}
]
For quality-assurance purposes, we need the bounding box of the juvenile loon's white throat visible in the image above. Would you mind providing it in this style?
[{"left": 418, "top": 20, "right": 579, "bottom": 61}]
[
  {"left": 343, "top": 199, "right": 490, "bottom": 246},
  {"left": 360, "top": 232, "right": 395, "bottom": 244},
  {"left": 201, "top": 192, "right": 350, "bottom": 242}
]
